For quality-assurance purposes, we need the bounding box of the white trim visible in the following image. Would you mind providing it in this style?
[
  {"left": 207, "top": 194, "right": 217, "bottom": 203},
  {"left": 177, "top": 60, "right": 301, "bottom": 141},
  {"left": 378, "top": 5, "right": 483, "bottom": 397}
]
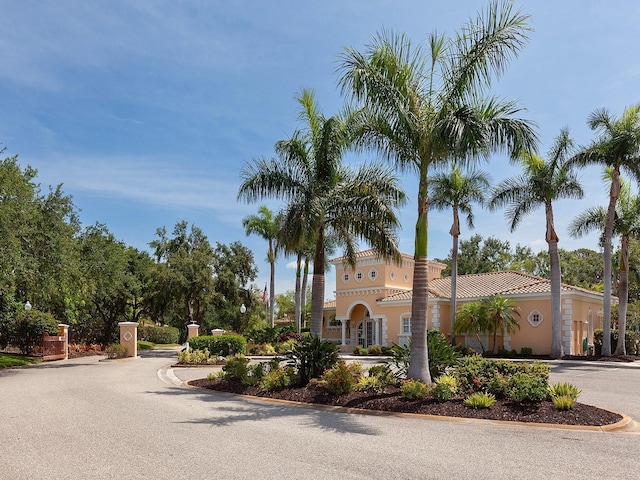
[{"left": 527, "top": 309, "right": 543, "bottom": 328}]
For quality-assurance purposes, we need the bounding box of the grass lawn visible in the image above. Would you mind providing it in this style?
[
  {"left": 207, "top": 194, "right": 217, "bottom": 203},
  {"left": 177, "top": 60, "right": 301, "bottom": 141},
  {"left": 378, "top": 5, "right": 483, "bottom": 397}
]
[{"left": 0, "top": 353, "right": 42, "bottom": 369}]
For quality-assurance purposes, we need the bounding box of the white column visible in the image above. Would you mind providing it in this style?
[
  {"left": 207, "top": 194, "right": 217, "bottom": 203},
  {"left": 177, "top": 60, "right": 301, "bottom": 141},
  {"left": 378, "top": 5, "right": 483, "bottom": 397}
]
[
  {"left": 373, "top": 318, "right": 380, "bottom": 345},
  {"left": 340, "top": 318, "right": 347, "bottom": 346}
]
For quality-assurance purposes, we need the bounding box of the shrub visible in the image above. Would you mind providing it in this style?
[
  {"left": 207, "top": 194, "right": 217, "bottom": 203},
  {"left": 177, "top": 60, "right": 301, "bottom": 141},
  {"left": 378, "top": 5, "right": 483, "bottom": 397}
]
[
  {"left": 139, "top": 325, "right": 180, "bottom": 345},
  {"left": 287, "top": 334, "right": 339, "bottom": 385},
  {"left": 189, "top": 335, "right": 246, "bottom": 356},
  {"left": 520, "top": 346, "right": 533, "bottom": 356},
  {"left": 385, "top": 342, "right": 411, "bottom": 379},
  {"left": 356, "top": 375, "right": 386, "bottom": 393},
  {"left": 177, "top": 348, "right": 210, "bottom": 364},
  {"left": 432, "top": 374, "right": 457, "bottom": 402},
  {"left": 322, "top": 361, "right": 359, "bottom": 394},
  {"left": 246, "top": 343, "right": 276, "bottom": 355},
  {"left": 367, "top": 364, "right": 396, "bottom": 386},
  {"left": 464, "top": 392, "right": 496, "bottom": 409},
  {"left": 368, "top": 344, "right": 383, "bottom": 355},
  {"left": 427, "top": 329, "right": 458, "bottom": 379},
  {"left": 507, "top": 373, "right": 549, "bottom": 404},
  {"left": 549, "top": 382, "right": 581, "bottom": 401},
  {"left": 276, "top": 330, "right": 302, "bottom": 343},
  {"left": 496, "top": 347, "right": 513, "bottom": 358},
  {"left": 276, "top": 338, "right": 299, "bottom": 355},
  {"left": 9, "top": 309, "right": 59, "bottom": 355},
  {"left": 352, "top": 345, "right": 368, "bottom": 356},
  {"left": 401, "top": 379, "right": 430, "bottom": 400},
  {"left": 222, "top": 354, "right": 251, "bottom": 381},
  {"left": 553, "top": 394, "right": 576, "bottom": 410},
  {"left": 105, "top": 344, "right": 128, "bottom": 359},
  {"left": 245, "top": 326, "right": 278, "bottom": 344},
  {"left": 260, "top": 367, "right": 295, "bottom": 391}
]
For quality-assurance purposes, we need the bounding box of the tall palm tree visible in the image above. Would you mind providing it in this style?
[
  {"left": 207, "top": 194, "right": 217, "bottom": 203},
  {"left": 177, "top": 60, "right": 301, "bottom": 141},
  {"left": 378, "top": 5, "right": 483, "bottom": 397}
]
[
  {"left": 242, "top": 205, "right": 282, "bottom": 327},
  {"left": 337, "top": 1, "right": 536, "bottom": 382},
  {"left": 489, "top": 128, "right": 583, "bottom": 358},
  {"left": 430, "top": 164, "right": 490, "bottom": 345},
  {"left": 238, "top": 89, "right": 405, "bottom": 336},
  {"left": 570, "top": 105, "right": 640, "bottom": 356},
  {"left": 569, "top": 174, "right": 640, "bottom": 355}
]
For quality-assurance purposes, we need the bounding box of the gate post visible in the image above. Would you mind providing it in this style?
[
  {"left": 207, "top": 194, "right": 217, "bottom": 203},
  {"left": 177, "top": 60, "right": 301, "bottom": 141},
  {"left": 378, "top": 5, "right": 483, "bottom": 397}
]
[
  {"left": 58, "top": 324, "right": 69, "bottom": 360},
  {"left": 187, "top": 323, "right": 199, "bottom": 339},
  {"left": 118, "top": 322, "right": 138, "bottom": 358}
]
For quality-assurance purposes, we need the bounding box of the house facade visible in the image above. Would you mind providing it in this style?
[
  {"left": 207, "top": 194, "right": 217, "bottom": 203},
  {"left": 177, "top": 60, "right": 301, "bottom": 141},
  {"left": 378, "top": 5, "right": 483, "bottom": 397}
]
[{"left": 322, "top": 249, "right": 608, "bottom": 355}]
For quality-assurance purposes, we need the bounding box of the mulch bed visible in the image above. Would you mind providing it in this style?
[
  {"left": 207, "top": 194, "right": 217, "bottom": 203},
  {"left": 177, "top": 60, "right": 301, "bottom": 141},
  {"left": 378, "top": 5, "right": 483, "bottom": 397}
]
[{"left": 189, "top": 378, "right": 622, "bottom": 427}]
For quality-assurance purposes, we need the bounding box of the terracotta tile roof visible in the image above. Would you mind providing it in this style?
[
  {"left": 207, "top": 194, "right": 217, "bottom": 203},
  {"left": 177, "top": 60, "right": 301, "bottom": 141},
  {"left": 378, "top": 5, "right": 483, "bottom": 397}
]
[{"left": 379, "top": 270, "right": 607, "bottom": 303}]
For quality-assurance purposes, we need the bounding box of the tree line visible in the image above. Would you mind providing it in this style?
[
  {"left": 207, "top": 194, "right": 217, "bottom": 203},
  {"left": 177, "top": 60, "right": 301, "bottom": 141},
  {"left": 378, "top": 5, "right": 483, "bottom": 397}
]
[{"left": 0, "top": 150, "right": 262, "bottom": 348}]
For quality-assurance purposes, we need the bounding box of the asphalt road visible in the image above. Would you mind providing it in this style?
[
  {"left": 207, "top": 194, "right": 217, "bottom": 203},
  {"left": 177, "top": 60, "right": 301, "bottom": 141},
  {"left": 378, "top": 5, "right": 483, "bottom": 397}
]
[{"left": 1, "top": 350, "right": 639, "bottom": 480}]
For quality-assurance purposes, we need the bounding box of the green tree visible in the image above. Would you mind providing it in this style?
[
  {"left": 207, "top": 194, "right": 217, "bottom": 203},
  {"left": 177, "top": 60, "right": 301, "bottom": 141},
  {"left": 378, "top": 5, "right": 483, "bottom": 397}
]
[
  {"left": 570, "top": 105, "right": 640, "bottom": 356},
  {"left": 337, "top": 2, "right": 536, "bottom": 382},
  {"left": 210, "top": 241, "right": 258, "bottom": 333},
  {"left": 453, "top": 296, "right": 520, "bottom": 354},
  {"left": 569, "top": 175, "right": 640, "bottom": 355},
  {"left": 238, "top": 89, "right": 405, "bottom": 337},
  {"left": 242, "top": 205, "right": 282, "bottom": 328},
  {"left": 489, "top": 128, "right": 583, "bottom": 358},
  {"left": 430, "top": 165, "right": 490, "bottom": 344},
  {"left": 148, "top": 221, "right": 215, "bottom": 332}
]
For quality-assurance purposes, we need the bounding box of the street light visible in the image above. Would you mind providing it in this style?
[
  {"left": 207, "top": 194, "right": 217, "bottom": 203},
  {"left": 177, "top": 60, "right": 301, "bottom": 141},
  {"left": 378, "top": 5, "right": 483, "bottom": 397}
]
[
  {"left": 240, "top": 303, "right": 247, "bottom": 332},
  {"left": 24, "top": 301, "right": 32, "bottom": 311}
]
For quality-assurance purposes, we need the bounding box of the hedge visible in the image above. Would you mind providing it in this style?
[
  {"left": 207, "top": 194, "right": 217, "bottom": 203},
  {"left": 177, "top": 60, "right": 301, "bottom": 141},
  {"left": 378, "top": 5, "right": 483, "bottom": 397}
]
[
  {"left": 593, "top": 329, "right": 640, "bottom": 355},
  {"left": 139, "top": 325, "right": 180, "bottom": 345},
  {"left": 188, "top": 335, "right": 246, "bottom": 356}
]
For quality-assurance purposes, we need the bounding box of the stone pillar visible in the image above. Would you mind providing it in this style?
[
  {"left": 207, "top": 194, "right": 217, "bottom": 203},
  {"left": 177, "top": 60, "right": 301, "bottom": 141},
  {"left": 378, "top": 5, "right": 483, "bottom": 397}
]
[
  {"left": 58, "top": 324, "right": 69, "bottom": 360},
  {"left": 211, "top": 329, "right": 225, "bottom": 336},
  {"left": 187, "top": 323, "right": 200, "bottom": 339},
  {"left": 340, "top": 318, "right": 347, "bottom": 346},
  {"left": 373, "top": 318, "right": 380, "bottom": 345},
  {"left": 118, "top": 322, "right": 138, "bottom": 358}
]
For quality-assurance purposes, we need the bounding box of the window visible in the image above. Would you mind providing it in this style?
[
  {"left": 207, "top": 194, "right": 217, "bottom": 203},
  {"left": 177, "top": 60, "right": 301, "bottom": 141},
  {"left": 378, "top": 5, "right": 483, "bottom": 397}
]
[
  {"left": 527, "top": 310, "right": 543, "bottom": 327},
  {"left": 404, "top": 272, "right": 410, "bottom": 283},
  {"left": 342, "top": 272, "right": 350, "bottom": 283},
  {"left": 369, "top": 268, "right": 378, "bottom": 281},
  {"left": 355, "top": 270, "right": 364, "bottom": 282},
  {"left": 389, "top": 270, "right": 396, "bottom": 280},
  {"left": 402, "top": 317, "right": 411, "bottom": 334}
]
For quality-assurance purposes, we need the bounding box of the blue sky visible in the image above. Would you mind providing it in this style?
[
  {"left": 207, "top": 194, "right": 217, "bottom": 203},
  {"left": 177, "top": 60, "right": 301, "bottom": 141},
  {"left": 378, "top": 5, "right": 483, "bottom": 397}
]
[{"left": 1, "top": 1, "right": 639, "bottom": 300}]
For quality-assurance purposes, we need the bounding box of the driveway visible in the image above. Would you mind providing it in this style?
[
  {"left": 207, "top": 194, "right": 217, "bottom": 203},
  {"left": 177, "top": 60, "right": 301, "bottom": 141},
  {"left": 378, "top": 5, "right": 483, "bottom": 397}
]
[{"left": 1, "top": 351, "right": 639, "bottom": 480}]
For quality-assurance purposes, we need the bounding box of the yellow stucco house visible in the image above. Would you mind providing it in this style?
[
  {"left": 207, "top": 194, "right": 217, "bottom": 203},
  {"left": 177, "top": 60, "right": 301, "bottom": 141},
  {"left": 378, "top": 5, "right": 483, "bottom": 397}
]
[{"left": 322, "top": 249, "right": 609, "bottom": 356}]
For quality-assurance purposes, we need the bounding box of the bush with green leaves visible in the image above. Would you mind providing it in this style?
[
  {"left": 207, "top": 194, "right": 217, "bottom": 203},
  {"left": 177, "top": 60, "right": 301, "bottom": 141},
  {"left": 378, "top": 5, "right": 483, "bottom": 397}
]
[
  {"left": 189, "top": 335, "right": 246, "bottom": 357},
  {"left": 356, "top": 375, "right": 387, "bottom": 393},
  {"left": 222, "top": 354, "right": 251, "bottom": 381},
  {"left": 507, "top": 373, "right": 549, "bottom": 404},
  {"left": 276, "top": 338, "right": 299, "bottom": 355},
  {"left": 260, "top": 367, "right": 296, "bottom": 391},
  {"left": 385, "top": 342, "right": 411, "bottom": 379},
  {"left": 246, "top": 342, "right": 276, "bottom": 355},
  {"left": 352, "top": 345, "right": 368, "bottom": 356},
  {"left": 552, "top": 394, "right": 576, "bottom": 410},
  {"left": 245, "top": 326, "right": 278, "bottom": 344},
  {"left": 464, "top": 392, "right": 496, "bottom": 409},
  {"left": 367, "top": 364, "right": 396, "bottom": 386},
  {"left": 520, "top": 346, "right": 533, "bottom": 356},
  {"left": 286, "top": 334, "right": 339, "bottom": 385},
  {"left": 432, "top": 374, "right": 457, "bottom": 402},
  {"left": 401, "top": 379, "right": 430, "bottom": 400},
  {"left": 177, "top": 348, "right": 210, "bottom": 364},
  {"left": 368, "top": 344, "right": 383, "bottom": 355},
  {"left": 139, "top": 325, "right": 180, "bottom": 344},
  {"left": 322, "top": 361, "right": 360, "bottom": 394},
  {"left": 549, "top": 382, "right": 581, "bottom": 401},
  {"left": 426, "top": 329, "right": 458, "bottom": 379},
  {"left": 105, "top": 343, "right": 128, "bottom": 359},
  {"left": 8, "top": 309, "right": 59, "bottom": 354}
]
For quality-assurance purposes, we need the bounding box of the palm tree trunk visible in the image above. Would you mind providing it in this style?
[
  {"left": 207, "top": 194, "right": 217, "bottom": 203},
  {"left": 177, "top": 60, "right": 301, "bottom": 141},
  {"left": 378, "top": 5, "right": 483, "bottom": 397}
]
[
  {"left": 407, "top": 176, "right": 432, "bottom": 384},
  {"left": 294, "top": 253, "right": 302, "bottom": 333},
  {"left": 614, "top": 234, "right": 629, "bottom": 355},
  {"left": 310, "top": 227, "right": 325, "bottom": 337},
  {"left": 546, "top": 203, "right": 563, "bottom": 359},
  {"left": 450, "top": 209, "right": 460, "bottom": 346},
  {"left": 269, "top": 259, "right": 275, "bottom": 328},
  {"left": 602, "top": 168, "right": 620, "bottom": 357},
  {"left": 301, "top": 256, "right": 310, "bottom": 330}
]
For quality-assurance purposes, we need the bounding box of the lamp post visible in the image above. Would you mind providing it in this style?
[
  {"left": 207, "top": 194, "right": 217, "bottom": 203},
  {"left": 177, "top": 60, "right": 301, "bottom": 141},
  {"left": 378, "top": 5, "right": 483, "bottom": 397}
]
[
  {"left": 240, "top": 303, "right": 247, "bottom": 333},
  {"left": 24, "top": 301, "right": 32, "bottom": 311}
]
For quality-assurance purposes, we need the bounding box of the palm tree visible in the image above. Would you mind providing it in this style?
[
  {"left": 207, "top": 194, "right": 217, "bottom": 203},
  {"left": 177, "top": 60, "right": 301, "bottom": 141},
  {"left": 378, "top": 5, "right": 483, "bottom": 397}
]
[
  {"left": 570, "top": 105, "right": 640, "bottom": 356},
  {"left": 569, "top": 174, "right": 640, "bottom": 355},
  {"left": 338, "top": 1, "right": 536, "bottom": 382},
  {"left": 483, "top": 295, "right": 520, "bottom": 354},
  {"left": 452, "top": 301, "right": 490, "bottom": 354},
  {"left": 489, "top": 128, "right": 583, "bottom": 358},
  {"left": 242, "top": 205, "right": 282, "bottom": 327},
  {"left": 238, "top": 89, "right": 405, "bottom": 336},
  {"left": 430, "top": 164, "right": 490, "bottom": 345}
]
